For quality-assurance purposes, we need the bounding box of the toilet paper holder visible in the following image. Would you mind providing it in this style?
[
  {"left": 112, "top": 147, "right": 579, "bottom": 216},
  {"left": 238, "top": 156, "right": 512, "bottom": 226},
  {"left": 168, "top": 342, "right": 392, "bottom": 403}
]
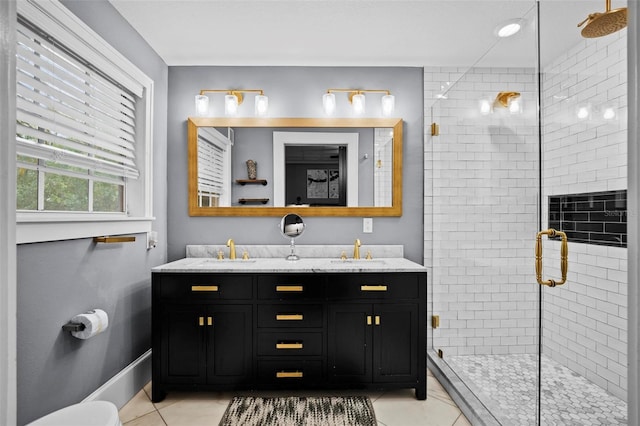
[{"left": 62, "top": 321, "right": 86, "bottom": 332}]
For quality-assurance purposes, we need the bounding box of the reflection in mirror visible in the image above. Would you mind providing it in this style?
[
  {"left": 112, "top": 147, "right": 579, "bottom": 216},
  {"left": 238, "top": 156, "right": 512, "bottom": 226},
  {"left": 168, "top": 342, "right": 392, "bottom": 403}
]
[
  {"left": 274, "top": 131, "right": 358, "bottom": 207},
  {"left": 374, "top": 128, "right": 394, "bottom": 207},
  {"left": 188, "top": 118, "right": 403, "bottom": 217},
  {"left": 285, "top": 145, "right": 344, "bottom": 206},
  {"left": 280, "top": 213, "right": 305, "bottom": 260},
  {"left": 196, "top": 127, "right": 232, "bottom": 207}
]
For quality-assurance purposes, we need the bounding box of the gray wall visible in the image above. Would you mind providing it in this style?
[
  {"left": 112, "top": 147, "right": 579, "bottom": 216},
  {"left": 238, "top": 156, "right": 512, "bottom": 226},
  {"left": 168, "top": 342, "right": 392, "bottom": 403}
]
[
  {"left": 168, "top": 67, "right": 424, "bottom": 263},
  {"left": 16, "top": 1, "right": 168, "bottom": 424}
]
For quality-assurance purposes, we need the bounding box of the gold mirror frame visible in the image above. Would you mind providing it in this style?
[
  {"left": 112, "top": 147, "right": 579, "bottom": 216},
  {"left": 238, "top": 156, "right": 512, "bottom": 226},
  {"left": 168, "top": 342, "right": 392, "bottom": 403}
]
[{"left": 188, "top": 117, "right": 403, "bottom": 217}]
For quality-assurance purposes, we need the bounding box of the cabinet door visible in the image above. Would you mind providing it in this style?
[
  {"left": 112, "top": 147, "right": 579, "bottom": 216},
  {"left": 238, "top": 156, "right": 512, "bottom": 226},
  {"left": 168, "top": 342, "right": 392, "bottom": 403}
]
[
  {"left": 373, "top": 304, "right": 418, "bottom": 383},
  {"left": 206, "top": 305, "right": 252, "bottom": 384},
  {"left": 327, "top": 304, "right": 372, "bottom": 383},
  {"left": 159, "top": 305, "right": 207, "bottom": 384}
]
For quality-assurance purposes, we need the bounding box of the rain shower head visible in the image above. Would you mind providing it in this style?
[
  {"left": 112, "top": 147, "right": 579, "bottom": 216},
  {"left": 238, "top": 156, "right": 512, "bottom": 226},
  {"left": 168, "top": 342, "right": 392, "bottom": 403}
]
[{"left": 577, "top": 0, "right": 627, "bottom": 38}]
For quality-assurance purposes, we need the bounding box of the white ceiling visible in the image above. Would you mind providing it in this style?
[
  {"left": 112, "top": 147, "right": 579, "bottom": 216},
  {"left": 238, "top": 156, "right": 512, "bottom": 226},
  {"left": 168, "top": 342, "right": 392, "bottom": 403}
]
[{"left": 108, "top": 0, "right": 605, "bottom": 68}]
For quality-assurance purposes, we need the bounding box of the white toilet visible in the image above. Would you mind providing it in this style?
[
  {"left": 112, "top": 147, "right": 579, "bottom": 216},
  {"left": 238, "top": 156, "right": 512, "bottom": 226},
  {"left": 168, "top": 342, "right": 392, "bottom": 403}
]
[{"left": 27, "top": 401, "right": 122, "bottom": 426}]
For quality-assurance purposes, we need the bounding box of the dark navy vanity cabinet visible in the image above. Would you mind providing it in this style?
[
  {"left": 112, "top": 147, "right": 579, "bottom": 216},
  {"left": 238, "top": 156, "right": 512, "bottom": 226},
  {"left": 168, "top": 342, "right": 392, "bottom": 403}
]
[{"left": 151, "top": 270, "right": 427, "bottom": 402}]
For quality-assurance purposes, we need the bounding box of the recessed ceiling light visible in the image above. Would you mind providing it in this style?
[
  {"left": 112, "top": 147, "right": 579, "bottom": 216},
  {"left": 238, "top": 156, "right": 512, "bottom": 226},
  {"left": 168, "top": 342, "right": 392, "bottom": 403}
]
[{"left": 496, "top": 19, "right": 523, "bottom": 38}]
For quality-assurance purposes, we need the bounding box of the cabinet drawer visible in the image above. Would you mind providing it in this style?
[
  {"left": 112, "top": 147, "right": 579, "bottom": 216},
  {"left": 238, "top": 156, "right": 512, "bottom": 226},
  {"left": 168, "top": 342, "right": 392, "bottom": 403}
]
[
  {"left": 326, "top": 274, "right": 419, "bottom": 299},
  {"left": 157, "top": 274, "right": 252, "bottom": 300},
  {"left": 257, "top": 275, "right": 325, "bottom": 299},
  {"left": 257, "top": 360, "right": 322, "bottom": 383},
  {"left": 257, "top": 304, "right": 323, "bottom": 328},
  {"left": 257, "top": 332, "right": 322, "bottom": 356}
]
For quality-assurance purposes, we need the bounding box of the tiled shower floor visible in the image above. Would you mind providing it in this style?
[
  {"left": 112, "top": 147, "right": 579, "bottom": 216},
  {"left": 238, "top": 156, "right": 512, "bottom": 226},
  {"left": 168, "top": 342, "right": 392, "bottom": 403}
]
[{"left": 448, "top": 354, "right": 627, "bottom": 425}]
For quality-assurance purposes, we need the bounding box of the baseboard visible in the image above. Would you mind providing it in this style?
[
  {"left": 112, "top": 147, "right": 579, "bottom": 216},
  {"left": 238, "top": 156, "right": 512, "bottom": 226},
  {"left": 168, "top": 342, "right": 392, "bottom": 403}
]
[{"left": 82, "top": 349, "right": 151, "bottom": 409}]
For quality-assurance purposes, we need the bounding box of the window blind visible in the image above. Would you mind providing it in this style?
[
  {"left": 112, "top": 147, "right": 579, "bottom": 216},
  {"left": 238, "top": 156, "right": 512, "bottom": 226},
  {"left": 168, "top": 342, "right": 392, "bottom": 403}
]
[
  {"left": 197, "top": 129, "right": 230, "bottom": 197},
  {"left": 15, "top": 20, "right": 139, "bottom": 183}
]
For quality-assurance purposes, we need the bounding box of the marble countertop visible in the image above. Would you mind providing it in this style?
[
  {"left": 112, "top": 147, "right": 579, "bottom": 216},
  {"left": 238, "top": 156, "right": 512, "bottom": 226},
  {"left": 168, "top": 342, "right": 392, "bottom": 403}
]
[
  {"left": 186, "top": 244, "right": 405, "bottom": 260},
  {"left": 152, "top": 256, "right": 426, "bottom": 273}
]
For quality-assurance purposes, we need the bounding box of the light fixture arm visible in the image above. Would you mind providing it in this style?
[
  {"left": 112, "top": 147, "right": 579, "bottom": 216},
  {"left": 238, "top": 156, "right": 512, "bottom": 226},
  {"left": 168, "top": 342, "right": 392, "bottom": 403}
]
[
  {"left": 199, "top": 89, "right": 265, "bottom": 106},
  {"left": 326, "top": 88, "right": 392, "bottom": 104}
]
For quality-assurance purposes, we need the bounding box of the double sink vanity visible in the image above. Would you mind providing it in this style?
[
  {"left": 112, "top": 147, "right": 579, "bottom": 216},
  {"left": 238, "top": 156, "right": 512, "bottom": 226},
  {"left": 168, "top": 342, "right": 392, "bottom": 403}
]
[
  {"left": 152, "top": 117, "right": 425, "bottom": 401},
  {"left": 151, "top": 243, "right": 427, "bottom": 402}
]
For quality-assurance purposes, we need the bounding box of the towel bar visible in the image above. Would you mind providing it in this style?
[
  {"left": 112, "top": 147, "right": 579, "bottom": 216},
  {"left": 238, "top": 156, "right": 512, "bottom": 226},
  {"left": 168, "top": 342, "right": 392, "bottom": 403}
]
[{"left": 93, "top": 236, "right": 136, "bottom": 243}]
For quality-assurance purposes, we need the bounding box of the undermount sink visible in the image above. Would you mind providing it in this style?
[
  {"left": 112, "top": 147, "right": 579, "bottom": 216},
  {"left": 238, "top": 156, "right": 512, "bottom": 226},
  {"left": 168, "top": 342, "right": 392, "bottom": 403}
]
[{"left": 329, "top": 259, "right": 386, "bottom": 265}]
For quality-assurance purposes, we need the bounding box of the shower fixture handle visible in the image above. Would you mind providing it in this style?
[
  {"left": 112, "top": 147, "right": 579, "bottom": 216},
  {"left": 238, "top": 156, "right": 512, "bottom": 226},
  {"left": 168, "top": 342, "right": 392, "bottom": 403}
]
[{"left": 535, "top": 229, "right": 568, "bottom": 287}]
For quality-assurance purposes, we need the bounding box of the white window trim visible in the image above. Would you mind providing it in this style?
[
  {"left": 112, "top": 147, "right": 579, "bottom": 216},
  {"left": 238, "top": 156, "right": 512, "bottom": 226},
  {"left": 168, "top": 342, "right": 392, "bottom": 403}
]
[{"left": 16, "top": 0, "right": 154, "bottom": 244}]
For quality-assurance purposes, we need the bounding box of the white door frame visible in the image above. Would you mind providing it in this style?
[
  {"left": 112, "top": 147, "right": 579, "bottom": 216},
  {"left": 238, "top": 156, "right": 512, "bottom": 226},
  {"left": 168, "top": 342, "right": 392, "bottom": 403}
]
[
  {"left": 627, "top": 1, "right": 639, "bottom": 424},
  {"left": 0, "top": 1, "right": 17, "bottom": 425}
]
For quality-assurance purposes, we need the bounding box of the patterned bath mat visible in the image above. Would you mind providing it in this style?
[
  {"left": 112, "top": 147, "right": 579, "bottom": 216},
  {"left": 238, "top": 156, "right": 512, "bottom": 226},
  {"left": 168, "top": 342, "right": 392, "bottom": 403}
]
[{"left": 219, "top": 396, "right": 377, "bottom": 426}]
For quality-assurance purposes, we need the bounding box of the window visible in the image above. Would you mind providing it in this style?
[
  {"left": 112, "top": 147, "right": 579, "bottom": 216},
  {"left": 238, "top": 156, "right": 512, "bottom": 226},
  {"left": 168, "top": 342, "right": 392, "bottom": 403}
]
[{"left": 16, "top": 0, "right": 154, "bottom": 244}]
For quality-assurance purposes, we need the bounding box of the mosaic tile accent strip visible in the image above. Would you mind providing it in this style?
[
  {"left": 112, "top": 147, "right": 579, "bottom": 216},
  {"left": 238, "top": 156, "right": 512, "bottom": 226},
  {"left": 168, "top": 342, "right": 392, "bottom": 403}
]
[
  {"left": 448, "top": 354, "right": 627, "bottom": 426},
  {"left": 549, "top": 190, "right": 627, "bottom": 247}
]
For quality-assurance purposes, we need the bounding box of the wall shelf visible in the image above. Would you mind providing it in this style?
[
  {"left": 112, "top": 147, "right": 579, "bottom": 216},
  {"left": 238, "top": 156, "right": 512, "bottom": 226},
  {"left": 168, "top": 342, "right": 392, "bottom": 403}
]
[
  {"left": 238, "top": 198, "right": 269, "bottom": 205},
  {"left": 236, "top": 179, "right": 268, "bottom": 186}
]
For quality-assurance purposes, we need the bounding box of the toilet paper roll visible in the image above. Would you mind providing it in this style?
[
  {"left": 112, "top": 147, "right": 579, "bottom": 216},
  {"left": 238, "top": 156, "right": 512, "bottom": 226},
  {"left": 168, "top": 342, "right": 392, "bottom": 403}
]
[{"left": 70, "top": 309, "right": 109, "bottom": 339}]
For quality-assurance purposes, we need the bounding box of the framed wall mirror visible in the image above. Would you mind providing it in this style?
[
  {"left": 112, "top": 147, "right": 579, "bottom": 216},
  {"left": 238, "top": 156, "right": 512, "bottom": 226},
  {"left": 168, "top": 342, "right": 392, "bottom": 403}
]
[{"left": 187, "top": 117, "right": 403, "bottom": 217}]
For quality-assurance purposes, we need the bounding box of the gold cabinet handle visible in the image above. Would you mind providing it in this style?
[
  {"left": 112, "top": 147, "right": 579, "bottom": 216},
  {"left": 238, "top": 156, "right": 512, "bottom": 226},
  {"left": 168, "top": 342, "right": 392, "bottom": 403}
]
[
  {"left": 361, "top": 285, "right": 388, "bottom": 291},
  {"left": 198, "top": 316, "right": 204, "bottom": 326},
  {"left": 375, "top": 315, "right": 381, "bottom": 326},
  {"left": 276, "top": 371, "right": 303, "bottom": 378},
  {"left": 191, "top": 285, "right": 219, "bottom": 292},
  {"left": 535, "top": 229, "right": 568, "bottom": 287},
  {"left": 367, "top": 315, "right": 372, "bottom": 325},
  {"left": 276, "top": 314, "right": 304, "bottom": 321},
  {"left": 276, "top": 342, "right": 303, "bottom": 350},
  {"left": 207, "top": 316, "right": 213, "bottom": 326},
  {"left": 276, "top": 285, "right": 304, "bottom": 292}
]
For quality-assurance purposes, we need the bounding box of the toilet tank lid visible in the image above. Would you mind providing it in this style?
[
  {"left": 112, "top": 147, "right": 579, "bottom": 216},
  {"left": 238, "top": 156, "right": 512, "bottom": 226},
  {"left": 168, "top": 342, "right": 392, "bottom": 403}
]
[{"left": 27, "top": 401, "right": 121, "bottom": 426}]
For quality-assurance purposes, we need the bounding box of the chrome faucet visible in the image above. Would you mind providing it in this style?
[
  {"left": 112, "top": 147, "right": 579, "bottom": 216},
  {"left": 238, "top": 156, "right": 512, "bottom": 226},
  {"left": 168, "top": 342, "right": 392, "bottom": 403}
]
[
  {"left": 226, "top": 238, "right": 236, "bottom": 260},
  {"left": 353, "top": 238, "right": 361, "bottom": 260}
]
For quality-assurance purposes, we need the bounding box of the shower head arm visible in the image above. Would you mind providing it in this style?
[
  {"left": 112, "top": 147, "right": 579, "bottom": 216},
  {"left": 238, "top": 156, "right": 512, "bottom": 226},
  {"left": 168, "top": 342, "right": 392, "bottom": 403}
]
[{"left": 577, "top": 13, "right": 599, "bottom": 28}]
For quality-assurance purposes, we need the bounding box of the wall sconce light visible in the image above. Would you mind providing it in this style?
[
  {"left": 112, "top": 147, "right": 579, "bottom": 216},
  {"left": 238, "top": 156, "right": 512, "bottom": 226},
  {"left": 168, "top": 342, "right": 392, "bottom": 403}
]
[
  {"left": 493, "top": 91, "right": 522, "bottom": 114},
  {"left": 323, "top": 89, "right": 395, "bottom": 117},
  {"left": 195, "top": 89, "right": 268, "bottom": 117},
  {"left": 576, "top": 104, "right": 591, "bottom": 120},
  {"left": 602, "top": 105, "right": 617, "bottom": 120},
  {"left": 195, "top": 94, "right": 209, "bottom": 116},
  {"left": 508, "top": 97, "right": 522, "bottom": 114},
  {"left": 352, "top": 93, "right": 366, "bottom": 115},
  {"left": 494, "top": 91, "right": 520, "bottom": 108},
  {"left": 479, "top": 98, "right": 493, "bottom": 115}
]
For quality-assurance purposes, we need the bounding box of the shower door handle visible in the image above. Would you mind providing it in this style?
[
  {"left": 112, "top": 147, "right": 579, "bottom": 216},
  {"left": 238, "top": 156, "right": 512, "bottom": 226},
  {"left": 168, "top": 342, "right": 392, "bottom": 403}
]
[{"left": 535, "top": 229, "right": 568, "bottom": 287}]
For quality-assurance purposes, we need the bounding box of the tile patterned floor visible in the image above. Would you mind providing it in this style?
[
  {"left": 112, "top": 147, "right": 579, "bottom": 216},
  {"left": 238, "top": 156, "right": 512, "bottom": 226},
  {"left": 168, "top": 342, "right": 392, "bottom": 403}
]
[
  {"left": 118, "top": 369, "right": 471, "bottom": 426},
  {"left": 448, "top": 354, "right": 627, "bottom": 426}
]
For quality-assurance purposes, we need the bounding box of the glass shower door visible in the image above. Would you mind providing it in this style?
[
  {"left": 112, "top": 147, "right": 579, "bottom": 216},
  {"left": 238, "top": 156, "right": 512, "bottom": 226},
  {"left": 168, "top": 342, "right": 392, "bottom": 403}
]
[
  {"left": 537, "top": 1, "right": 628, "bottom": 424},
  {"left": 428, "top": 3, "right": 541, "bottom": 423},
  {"left": 428, "top": 1, "right": 629, "bottom": 424}
]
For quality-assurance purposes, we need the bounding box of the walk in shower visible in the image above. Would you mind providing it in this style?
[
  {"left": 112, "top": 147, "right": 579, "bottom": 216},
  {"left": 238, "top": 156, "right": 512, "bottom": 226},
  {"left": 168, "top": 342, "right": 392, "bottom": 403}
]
[{"left": 426, "top": 1, "right": 628, "bottom": 424}]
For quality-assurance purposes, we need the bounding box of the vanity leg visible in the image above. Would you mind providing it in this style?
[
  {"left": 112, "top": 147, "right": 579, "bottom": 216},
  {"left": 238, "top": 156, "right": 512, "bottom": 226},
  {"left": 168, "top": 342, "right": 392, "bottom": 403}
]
[
  {"left": 416, "top": 383, "right": 427, "bottom": 400},
  {"left": 151, "top": 386, "right": 166, "bottom": 403}
]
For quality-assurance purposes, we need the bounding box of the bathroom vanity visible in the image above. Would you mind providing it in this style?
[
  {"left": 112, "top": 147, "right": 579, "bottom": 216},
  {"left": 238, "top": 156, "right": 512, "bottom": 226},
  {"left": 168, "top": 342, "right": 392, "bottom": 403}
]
[{"left": 151, "top": 254, "right": 427, "bottom": 402}]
